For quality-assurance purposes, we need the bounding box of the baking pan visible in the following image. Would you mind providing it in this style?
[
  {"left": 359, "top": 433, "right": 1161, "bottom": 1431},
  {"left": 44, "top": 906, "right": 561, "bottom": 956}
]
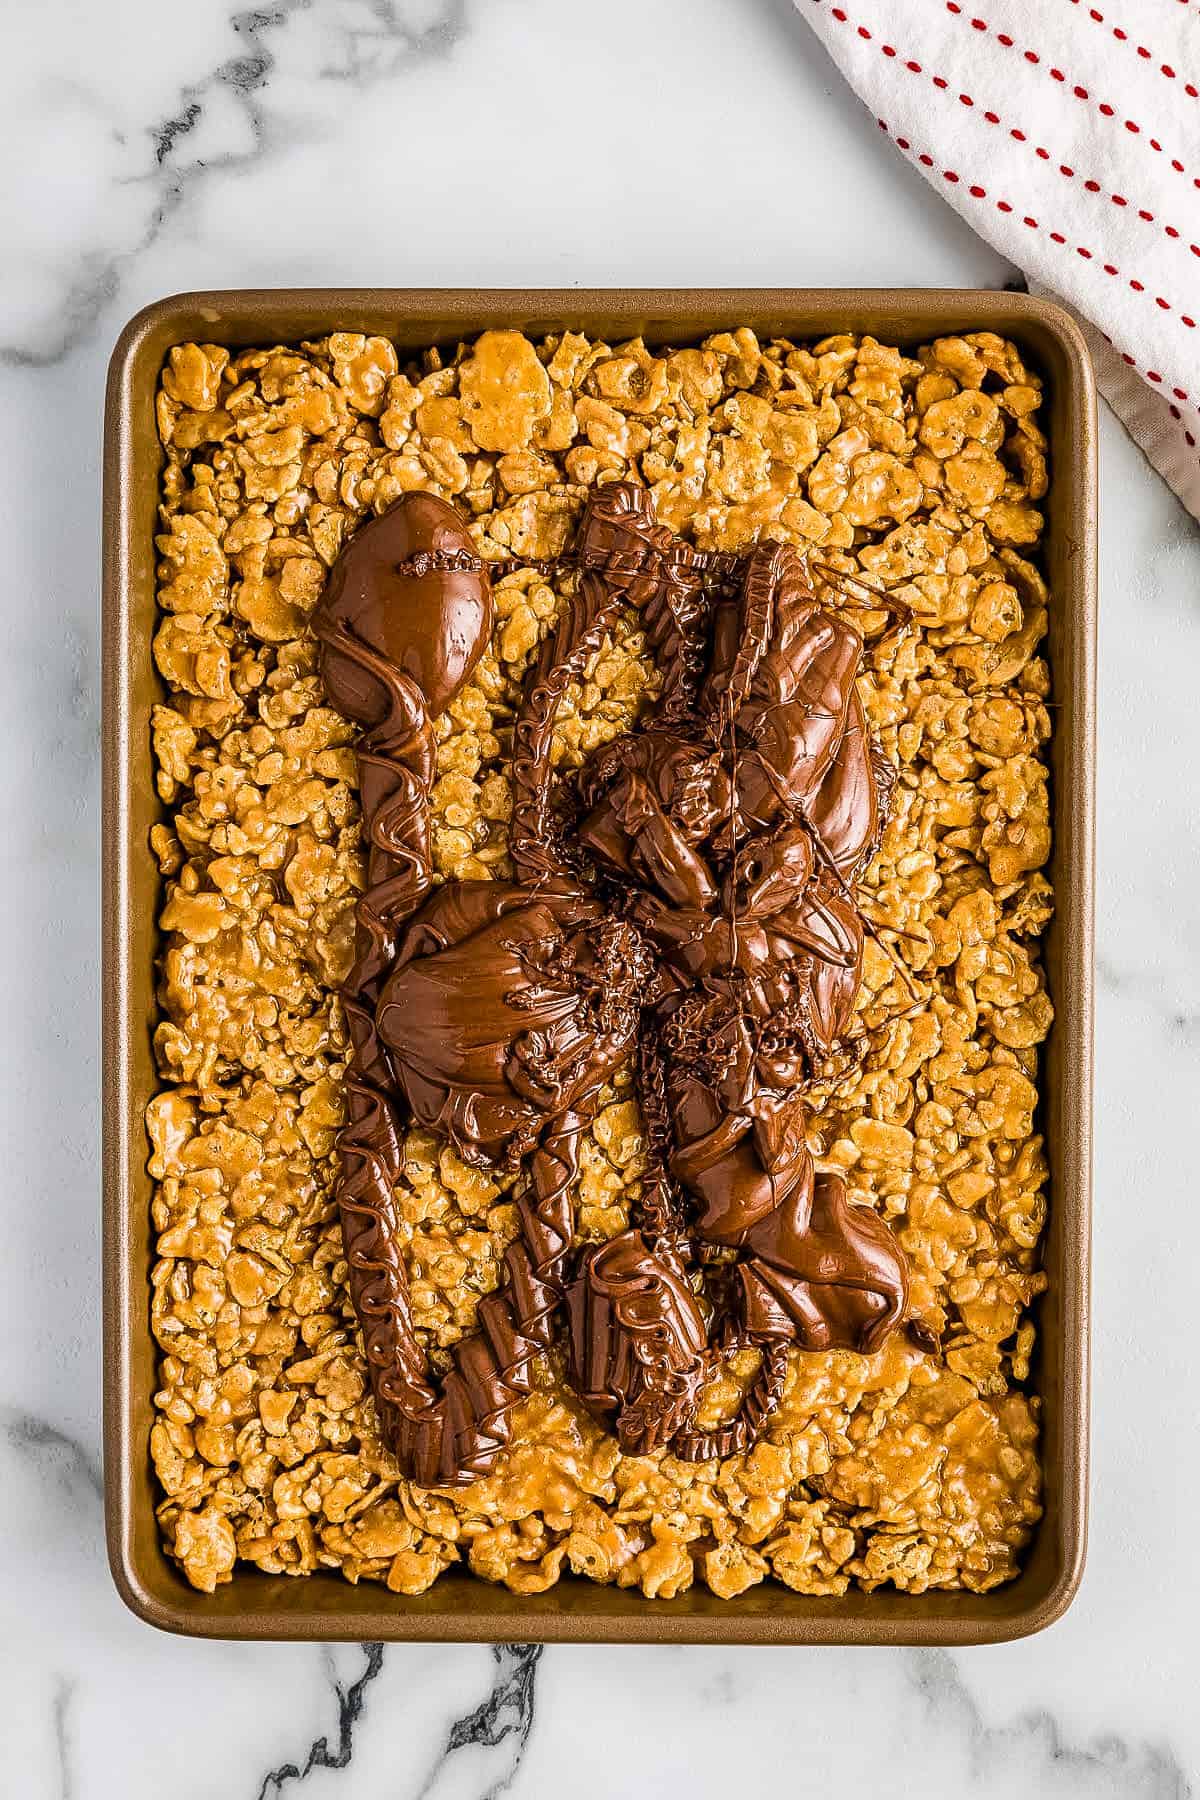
[{"left": 103, "top": 289, "right": 1094, "bottom": 1643}]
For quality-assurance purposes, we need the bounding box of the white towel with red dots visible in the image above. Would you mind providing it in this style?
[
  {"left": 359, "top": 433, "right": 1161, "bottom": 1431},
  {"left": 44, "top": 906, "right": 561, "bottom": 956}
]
[{"left": 797, "top": 0, "right": 1200, "bottom": 517}]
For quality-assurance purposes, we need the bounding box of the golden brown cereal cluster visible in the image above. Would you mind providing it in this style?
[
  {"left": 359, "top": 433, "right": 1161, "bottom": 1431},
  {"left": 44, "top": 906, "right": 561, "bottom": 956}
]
[{"left": 148, "top": 326, "right": 1052, "bottom": 1599}]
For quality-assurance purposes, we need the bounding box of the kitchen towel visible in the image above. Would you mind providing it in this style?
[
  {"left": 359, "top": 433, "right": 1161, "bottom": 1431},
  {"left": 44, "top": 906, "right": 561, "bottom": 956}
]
[{"left": 797, "top": 0, "right": 1200, "bottom": 518}]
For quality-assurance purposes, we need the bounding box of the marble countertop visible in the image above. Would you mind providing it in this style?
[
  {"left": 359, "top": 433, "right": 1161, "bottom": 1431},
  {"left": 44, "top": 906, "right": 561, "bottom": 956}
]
[{"left": 2, "top": 1, "right": 1198, "bottom": 1794}]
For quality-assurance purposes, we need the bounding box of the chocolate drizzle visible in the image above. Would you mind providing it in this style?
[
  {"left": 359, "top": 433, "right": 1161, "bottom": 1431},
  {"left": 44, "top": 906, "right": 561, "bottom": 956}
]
[{"left": 314, "top": 480, "right": 920, "bottom": 1487}]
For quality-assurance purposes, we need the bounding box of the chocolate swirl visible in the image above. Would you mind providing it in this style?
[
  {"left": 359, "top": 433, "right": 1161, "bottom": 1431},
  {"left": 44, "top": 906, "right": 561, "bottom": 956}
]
[{"left": 315, "top": 480, "right": 921, "bottom": 1488}]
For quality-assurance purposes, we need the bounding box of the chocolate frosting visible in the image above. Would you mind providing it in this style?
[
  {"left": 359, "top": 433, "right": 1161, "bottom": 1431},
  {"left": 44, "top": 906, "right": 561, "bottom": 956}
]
[{"left": 313, "top": 479, "right": 919, "bottom": 1488}]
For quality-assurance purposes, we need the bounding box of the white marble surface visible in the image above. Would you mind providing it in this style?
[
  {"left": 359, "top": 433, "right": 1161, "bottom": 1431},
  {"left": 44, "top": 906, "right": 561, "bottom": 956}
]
[{"left": 2, "top": 1, "right": 1198, "bottom": 1794}]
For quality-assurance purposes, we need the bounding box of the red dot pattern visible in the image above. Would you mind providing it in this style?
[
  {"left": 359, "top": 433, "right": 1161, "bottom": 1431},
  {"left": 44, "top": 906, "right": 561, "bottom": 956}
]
[
  {"left": 809, "top": 0, "right": 1200, "bottom": 281},
  {"left": 941, "top": 0, "right": 1199, "bottom": 183},
  {"left": 1067, "top": 0, "right": 1200, "bottom": 96},
  {"left": 809, "top": 0, "right": 1200, "bottom": 461},
  {"left": 872, "top": 111, "right": 1200, "bottom": 421}
]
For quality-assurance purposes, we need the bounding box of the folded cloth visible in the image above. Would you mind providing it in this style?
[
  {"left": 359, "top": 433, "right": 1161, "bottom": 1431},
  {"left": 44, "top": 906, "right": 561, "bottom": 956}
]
[{"left": 798, "top": 0, "right": 1200, "bottom": 518}]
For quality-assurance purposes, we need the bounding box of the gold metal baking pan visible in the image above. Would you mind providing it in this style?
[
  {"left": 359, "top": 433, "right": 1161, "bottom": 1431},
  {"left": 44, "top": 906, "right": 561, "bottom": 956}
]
[{"left": 103, "top": 289, "right": 1093, "bottom": 1643}]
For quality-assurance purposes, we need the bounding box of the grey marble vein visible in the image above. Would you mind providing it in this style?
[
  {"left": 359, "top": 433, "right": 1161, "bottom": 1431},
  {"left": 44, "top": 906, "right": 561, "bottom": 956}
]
[
  {"left": 909, "top": 1651, "right": 1194, "bottom": 1799},
  {"left": 0, "top": 1407, "right": 102, "bottom": 1503},
  {"left": 1, "top": 0, "right": 471, "bottom": 369},
  {"left": 1096, "top": 954, "right": 1200, "bottom": 1040},
  {"left": 315, "top": 0, "right": 468, "bottom": 82},
  {"left": 418, "top": 1645, "right": 541, "bottom": 1800},
  {"left": 256, "top": 1642, "right": 386, "bottom": 1799},
  {"left": 53, "top": 1677, "right": 76, "bottom": 1800},
  {"left": 153, "top": 100, "right": 203, "bottom": 165}
]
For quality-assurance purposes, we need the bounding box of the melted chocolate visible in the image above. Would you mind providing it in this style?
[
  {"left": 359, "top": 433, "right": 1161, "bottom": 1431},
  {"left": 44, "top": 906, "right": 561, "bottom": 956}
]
[{"left": 313, "top": 479, "right": 917, "bottom": 1487}]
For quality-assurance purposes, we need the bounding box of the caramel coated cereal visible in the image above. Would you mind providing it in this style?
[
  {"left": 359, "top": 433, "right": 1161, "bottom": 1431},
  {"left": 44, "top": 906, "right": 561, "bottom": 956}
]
[{"left": 149, "top": 327, "right": 1052, "bottom": 1598}]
